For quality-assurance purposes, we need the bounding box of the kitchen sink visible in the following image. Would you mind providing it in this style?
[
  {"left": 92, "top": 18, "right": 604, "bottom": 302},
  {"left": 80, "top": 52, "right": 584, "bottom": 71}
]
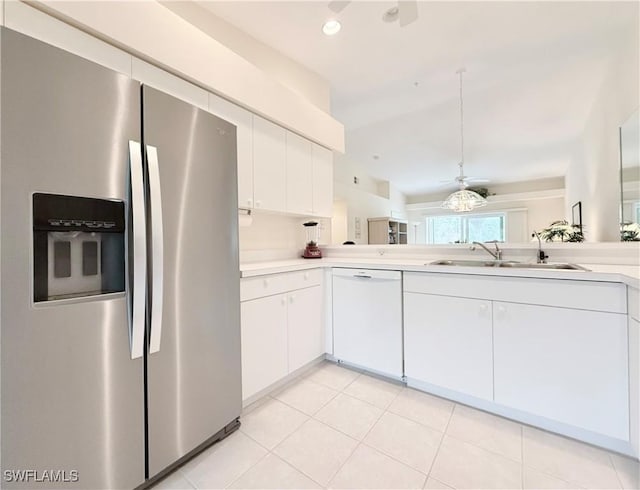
[
  {"left": 497, "top": 262, "right": 590, "bottom": 271},
  {"left": 428, "top": 259, "right": 518, "bottom": 267},
  {"left": 428, "top": 259, "right": 589, "bottom": 271}
]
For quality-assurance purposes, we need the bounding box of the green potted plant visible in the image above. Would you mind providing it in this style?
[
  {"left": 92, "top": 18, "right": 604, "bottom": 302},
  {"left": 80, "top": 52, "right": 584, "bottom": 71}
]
[
  {"left": 537, "top": 220, "right": 584, "bottom": 242},
  {"left": 621, "top": 222, "right": 640, "bottom": 241}
]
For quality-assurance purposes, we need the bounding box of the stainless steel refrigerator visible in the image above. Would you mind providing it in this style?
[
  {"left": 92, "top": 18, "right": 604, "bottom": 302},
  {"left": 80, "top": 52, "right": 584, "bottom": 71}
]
[{"left": 0, "top": 27, "right": 242, "bottom": 489}]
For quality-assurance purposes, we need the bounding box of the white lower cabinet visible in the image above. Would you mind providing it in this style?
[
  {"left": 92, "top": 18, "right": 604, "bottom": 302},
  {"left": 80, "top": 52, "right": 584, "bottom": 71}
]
[
  {"left": 240, "top": 270, "right": 324, "bottom": 401},
  {"left": 629, "top": 316, "right": 640, "bottom": 456},
  {"left": 493, "top": 301, "right": 629, "bottom": 440},
  {"left": 403, "top": 271, "right": 632, "bottom": 451},
  {"left": 287, "top": 285, "right": 324, "bottom": 373},
  {"left": 240, "top": 294, "right": 288, "bottom": 401},
  {"left": 404, "top": 292, "right": 493, "bottom": 400}
]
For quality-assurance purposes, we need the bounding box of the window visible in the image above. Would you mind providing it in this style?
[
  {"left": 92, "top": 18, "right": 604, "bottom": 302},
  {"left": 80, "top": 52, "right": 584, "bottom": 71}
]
[{"left": 426, "top": 213, "right": 506, "bottom": 244}]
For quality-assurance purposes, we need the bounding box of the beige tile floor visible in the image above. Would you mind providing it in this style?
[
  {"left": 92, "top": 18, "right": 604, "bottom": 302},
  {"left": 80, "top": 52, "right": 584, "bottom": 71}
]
[{"left": 153, "top": 361, "right": 639, "bottom": 490}]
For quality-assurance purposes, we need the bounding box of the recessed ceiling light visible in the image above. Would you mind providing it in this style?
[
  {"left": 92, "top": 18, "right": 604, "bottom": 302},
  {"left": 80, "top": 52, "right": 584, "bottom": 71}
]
[{"left": 322, "top": 19, "right": 341, "bottom": 36}]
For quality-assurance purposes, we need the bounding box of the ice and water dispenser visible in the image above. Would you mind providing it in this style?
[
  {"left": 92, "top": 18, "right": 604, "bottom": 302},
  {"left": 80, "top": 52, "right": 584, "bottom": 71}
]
[{"left": 33, "top": 193, "right": 126, "bottom": 302}]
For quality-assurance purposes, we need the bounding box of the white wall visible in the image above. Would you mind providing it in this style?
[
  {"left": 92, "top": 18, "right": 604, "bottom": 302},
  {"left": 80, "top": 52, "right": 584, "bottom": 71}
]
[
  {"left": 332, "top": 155, "right": 408, "bottom": 244},
  {"left": 160, "top": 1, "right": 330, "bottom": 113},
  {"left": 239, "top": 213, "right": 331, "bottom": 260},
  {"left": 565, "top": 26, "right": 639, "bottom": 241}
]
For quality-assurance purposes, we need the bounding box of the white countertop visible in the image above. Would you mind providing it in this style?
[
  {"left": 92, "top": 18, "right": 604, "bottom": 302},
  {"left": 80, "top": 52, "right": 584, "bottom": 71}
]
[{"left": 240, "top": 258, "right": 640, "bottom": 289}]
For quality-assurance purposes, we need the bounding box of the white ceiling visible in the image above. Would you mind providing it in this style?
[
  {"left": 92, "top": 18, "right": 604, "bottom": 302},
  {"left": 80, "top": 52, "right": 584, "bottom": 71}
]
[{"left": 199, "top": 1, "right": 638, "bottom": 197}]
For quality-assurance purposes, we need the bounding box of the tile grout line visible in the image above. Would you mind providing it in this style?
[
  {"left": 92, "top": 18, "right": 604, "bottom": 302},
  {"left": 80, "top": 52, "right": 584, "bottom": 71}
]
[
  {"left": 324, "top": 383, "right": 405, "bottom": 488},
  {"left": 244, "top": 367, "right": 364, "bottom": 488},
  {"left": 424, "top": 401, "right": 456, "bottom": 483},
  {"left": 239, "top": 388, "right": 326, "bottom": 487},
  {"left": 223, "top": 449, "right": 271, "bottom": 490},
  {"left": 608, "top": 452, "right": 627, "bottom": 490},
  {"left": 177, "top": 468, "right": 198, "bottom": 490},
  {"left": 272, "top": 386, "right": 340, "bottom": 418},
  {"left": 520, "top": 425, "right": 524, "bottom": 490},
  {"left": 442, "top": 431, "right": 524, "bottom": 466}
]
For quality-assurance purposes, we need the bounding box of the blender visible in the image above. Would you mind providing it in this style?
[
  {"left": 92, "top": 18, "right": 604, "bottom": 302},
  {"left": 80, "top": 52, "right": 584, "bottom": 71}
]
[{"left": 302, "top": 221, "right": 322, "bottom": 258}]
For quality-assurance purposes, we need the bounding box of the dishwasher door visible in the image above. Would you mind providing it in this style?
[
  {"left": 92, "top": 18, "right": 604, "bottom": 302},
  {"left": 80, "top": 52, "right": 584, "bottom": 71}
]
[{"left": 332, "top": 268, "right": 403, "bottom": 378}]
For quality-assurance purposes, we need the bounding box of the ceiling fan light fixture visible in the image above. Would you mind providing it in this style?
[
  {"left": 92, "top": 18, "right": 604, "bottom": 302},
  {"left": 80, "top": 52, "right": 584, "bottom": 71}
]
[
  {"left": 322, "top": 19, "right": 342, "bottom": 36},
  {"left": 441, "top": 68, "right": 488, "bottom": 213},
  {"left": 441, "top": 188, "right": 487, "bottom": 213}
]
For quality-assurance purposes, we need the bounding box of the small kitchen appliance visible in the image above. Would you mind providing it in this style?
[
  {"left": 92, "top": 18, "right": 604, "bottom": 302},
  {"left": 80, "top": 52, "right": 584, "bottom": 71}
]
[{"left": 302, "top": 221, "right": 322, "bottom": 258}]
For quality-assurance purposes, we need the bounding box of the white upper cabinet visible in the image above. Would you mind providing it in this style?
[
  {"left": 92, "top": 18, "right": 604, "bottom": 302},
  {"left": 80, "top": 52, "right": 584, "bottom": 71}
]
[
  {"left": 286, "top": 131, "right": 313, "bottom": 215},
  {"left": 208, "top": 93, "right": 254, "bottom": 209},
  {"left": 312, "top": 144, "right": 334, "bottom": 218},
  {"left": 253, "top": 115, "right": 286, "bottom": 212}
]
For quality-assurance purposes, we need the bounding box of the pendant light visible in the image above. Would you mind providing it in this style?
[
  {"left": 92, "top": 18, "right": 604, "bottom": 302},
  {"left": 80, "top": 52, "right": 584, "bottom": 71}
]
[{"left": 441, "top": 69, "right": 487, "bottom": 212}]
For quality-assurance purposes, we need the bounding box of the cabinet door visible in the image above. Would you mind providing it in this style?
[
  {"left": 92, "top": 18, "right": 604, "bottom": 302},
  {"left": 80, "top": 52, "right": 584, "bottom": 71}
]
[
  {"left": 630, "top": 317, "right": 640, "bottom": 457},
  {"left": 209, "top": 93, "right": 254, "bottom": 209},
  {"left": 253, "top": 115, "right": 286, "bottom": 212},
  {"left": 312, "top": 144, "right": 333, "bottom": 218},
  {"left": 286, "top": 131, "right": 313, "bottom": 215},
  {"left": 287, "top": 286, "right": 324, "bottom": 372},
  {"left": 493, "top": 301, "right": 629, "bottom": 439},
  {"left": 404, "top": 292, "right": 493, "bottom": 400},
  {"left": 240, "top": 294, "right": 288, "bottom": 400}
]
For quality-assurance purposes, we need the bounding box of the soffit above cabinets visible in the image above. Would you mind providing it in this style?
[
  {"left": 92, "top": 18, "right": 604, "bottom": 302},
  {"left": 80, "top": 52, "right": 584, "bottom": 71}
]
[{"left": 22, "top": 0, "right": 345, "bottom": 153}]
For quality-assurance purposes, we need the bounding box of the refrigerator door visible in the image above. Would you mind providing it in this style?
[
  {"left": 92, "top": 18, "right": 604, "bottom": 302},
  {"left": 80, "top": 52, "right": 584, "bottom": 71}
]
[
  {"left": 143, "top": 86, "right": 242, "bottom": 477},
  {"left": 0, "top": 29, "right": 145, "bottom": 489}
]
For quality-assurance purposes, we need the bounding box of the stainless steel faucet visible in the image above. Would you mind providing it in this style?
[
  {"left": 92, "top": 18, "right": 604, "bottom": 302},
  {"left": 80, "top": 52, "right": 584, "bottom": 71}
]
[
  {"left": 470, "top": 241, "right": 502, "bottom": 260},
  {"left": 532, "top": 232, "right": 548, "bottom": 264}
]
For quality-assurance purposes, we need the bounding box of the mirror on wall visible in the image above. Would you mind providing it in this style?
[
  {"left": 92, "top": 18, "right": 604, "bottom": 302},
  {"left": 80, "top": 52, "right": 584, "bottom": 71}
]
[{"left": 620, "top": 109, "right": 640, "bottom": 241}]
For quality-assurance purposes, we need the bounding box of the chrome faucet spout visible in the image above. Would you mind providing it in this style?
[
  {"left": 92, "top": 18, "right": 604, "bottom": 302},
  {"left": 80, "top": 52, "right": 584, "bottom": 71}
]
[
  {"left": 532, "top": 231, "right": 548, "bottom": 264},
  {"left": 470, "top": 241, "right": 502, "bottom": 260}
]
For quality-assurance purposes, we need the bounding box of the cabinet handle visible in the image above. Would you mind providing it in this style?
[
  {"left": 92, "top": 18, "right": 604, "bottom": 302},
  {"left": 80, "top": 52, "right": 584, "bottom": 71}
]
[
  {"left": 247, "top": 198, "right": 253, "bottom": 207},
  {"left": 479, "top": 303, "right": 488, "bottom": 312},
  {"left": 255, "top": 200, "right": 262, "bottom": 208},
  {"left": 289, "top": 295, "right": 295, "bottom": 304},
  {"left": 304, "top": 272, "right": 309, "bottom": 280},
  {"left": 281, "top": 296, "right": 286, "bottom": 306},
  {"left": 497, "top": 305, "right": 506, "bottom": 313},
  {"left": 263, "top": 279, "right": 269, "bottom": 288}
]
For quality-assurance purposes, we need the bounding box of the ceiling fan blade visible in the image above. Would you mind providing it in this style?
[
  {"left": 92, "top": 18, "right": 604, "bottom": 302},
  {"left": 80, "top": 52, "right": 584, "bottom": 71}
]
[
  {"left": 328, "top": 0, "right": 351, "bottom": 13},
  {"left": 466, "top": 178, "right": 490, "bottom": 184},
  {"left": 398, "top": 0, "right": 418, "bottom": 27}
]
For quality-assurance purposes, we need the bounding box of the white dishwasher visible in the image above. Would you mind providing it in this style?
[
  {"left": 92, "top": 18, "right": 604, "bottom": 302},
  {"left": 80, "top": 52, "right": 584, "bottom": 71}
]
[{"left": 332, "top": 268, "right": 403, "bottom": 378}]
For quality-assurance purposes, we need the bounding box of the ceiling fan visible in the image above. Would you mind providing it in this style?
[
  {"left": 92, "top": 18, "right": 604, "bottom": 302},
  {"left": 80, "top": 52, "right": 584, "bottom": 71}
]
[
  {"left": 328, "top": 0, "right": 419, "bottom": 27},
  {"left": 438, "top": 164, "right": 490, "bottom": 188}
]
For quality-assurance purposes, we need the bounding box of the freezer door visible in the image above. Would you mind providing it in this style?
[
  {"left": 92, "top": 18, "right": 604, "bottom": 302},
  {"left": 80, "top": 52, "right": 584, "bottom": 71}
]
[
  {"left": 143, "top": 86, "right": 242, "bottom": 477},
  {"left": 0, "top": 29, "right": 144, "bottom": 488}
]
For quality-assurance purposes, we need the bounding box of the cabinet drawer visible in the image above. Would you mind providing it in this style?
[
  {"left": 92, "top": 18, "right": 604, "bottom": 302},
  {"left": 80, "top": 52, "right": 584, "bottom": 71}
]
[
  {"left": 404, "top": 272, "right": 626, "bottom": 314},
  {"left": 629, "top": 287, "right": 639, "bottom": 322},
  {"left": 241, "top": 273, "right": 290, "bottom": 301},
  {"left": 286, "top": 268, "right": 322, "bottom": 291},
  {"left": 241, "top": 269, "right": 322, "bottom": 301}
]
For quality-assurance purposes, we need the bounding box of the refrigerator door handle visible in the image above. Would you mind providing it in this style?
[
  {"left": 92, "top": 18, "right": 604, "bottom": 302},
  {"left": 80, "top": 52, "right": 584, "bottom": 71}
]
[
  {"left": 129, "top": 140, "right": 146, "bottom": 360},
  {"left": 147, "top": 145, "right": 164, "bottom": 354}
]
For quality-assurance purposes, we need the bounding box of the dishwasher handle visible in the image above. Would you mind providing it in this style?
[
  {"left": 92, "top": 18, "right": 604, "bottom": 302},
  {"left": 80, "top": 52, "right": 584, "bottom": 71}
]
[{"left": 353, "top": 274, "right": 372, "bottom": 279}]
